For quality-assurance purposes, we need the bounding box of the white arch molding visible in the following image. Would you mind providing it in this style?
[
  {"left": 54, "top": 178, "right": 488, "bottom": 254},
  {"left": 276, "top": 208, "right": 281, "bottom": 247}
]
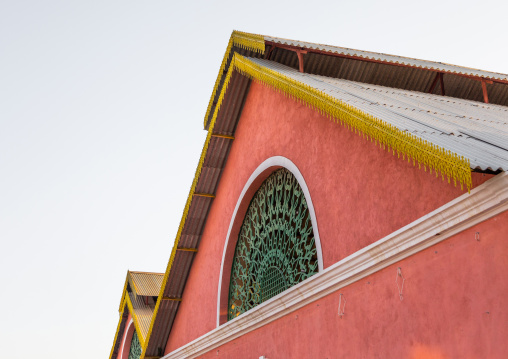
[
  {"left": 216, "top": 156, "right": 323, "bottom": 327},
  {"left": 119, "top": 319, "right": 134, "bottom": 359}
]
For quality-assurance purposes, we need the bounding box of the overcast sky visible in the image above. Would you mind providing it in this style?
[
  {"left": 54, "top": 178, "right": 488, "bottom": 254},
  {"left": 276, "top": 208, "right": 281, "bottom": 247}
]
[{"left": 1, "top": 1, "right": 507, "bottom": 358}]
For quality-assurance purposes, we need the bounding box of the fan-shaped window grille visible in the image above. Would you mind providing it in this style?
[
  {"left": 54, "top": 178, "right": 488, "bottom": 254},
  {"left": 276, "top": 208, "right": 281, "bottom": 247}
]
[
  {"left": 128, "top": 330, "right": 142, "bottom": 359},
  {"left": 227, "top": 168, "right": 318, "bottom": 320}
]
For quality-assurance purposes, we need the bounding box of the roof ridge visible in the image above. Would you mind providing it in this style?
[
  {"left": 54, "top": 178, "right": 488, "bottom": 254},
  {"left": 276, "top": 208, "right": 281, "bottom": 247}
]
[
  {"left": 264, "top": 35, "right": 508, "bottom": 80},
  {"left": 128, "top": 271, "right": 164, "bottom": 275}
]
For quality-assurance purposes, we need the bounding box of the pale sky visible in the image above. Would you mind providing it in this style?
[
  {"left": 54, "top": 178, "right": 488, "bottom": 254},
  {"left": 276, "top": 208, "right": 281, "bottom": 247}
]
[{"left": 1, "top": 1, "right": 507, "bottom": 358}]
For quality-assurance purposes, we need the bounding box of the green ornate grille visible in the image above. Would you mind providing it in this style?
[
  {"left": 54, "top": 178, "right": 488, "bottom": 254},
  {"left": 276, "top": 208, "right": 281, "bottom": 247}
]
[
  {"left": 128, "top": 330, "right": 142, "bottom": 359},
  {"left": 227, "top": 168, "right": 318, "bottom": 320}
]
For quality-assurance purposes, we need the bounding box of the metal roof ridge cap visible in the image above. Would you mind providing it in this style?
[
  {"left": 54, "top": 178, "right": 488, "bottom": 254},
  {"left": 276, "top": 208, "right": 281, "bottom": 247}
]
[
  {"left": 264, "top": 36, "right": 508, "bottom": 80},
  {"left": 129, "top": 271, "right": 164, "bottom": 275}
]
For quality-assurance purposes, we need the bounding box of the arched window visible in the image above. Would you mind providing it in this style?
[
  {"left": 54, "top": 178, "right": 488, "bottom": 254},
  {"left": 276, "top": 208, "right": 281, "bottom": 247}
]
[
  {"left": 127, "top": 331, "right": 142, "bottom": 359},
  {"left": 227, "top": 168, "right": 318, "bottom": 320}
]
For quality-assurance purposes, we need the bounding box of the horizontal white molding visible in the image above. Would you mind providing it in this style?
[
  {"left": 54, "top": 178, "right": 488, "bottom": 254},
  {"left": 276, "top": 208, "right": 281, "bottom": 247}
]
[{"left": 163, "top": 172, "right": 508, "bottom": 359}]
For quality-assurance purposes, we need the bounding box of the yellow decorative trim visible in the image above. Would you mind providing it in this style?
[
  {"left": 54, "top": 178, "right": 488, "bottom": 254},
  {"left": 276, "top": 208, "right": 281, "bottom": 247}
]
[
  {"left": 193, "top": 192, "right": 215, "bottom": 198},
  {"left": 118, "top": 276, "right": 129, "bottom": 312},
  {"left": 109, "top": 301, "right": 127, "bottom": 359},
  {"left": 212, "top": 133, "right": 235, "bottom": 140},
  {"left": 232, "top": 54, "right": 472, "bottom": 191},
  {"left": 111, "top": 272, "right": 135, "bottom": 359},
  {"left": 203, "top": 30, "right": 265, "bottom": 128},
  {"left": 112, "top": 270, "right": 161, "bottom": 359},
  {"left": 128, "top": 271, "right": 142, "bottom": 296},
  {"left": 140, "top": 49, "right": 238, "bottom": 359},
  {"left": 126, "top": 293, "right": 146, "bottom": 347},
  {"left": 176, "top": 248, "right": 198, "bottom": 252},
  {"left": 232, "top": 30, "right": 265, "bottom": 53}
]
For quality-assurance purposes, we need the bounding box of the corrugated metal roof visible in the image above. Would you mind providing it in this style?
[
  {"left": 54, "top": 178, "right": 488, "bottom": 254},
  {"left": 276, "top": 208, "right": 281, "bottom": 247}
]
[
  {"left": 205, "top": 46, "right": 263, "bottom": 130},
  {"left": 141, "top": 71, "right": 253, "bottom": 358},
  {"left": 269, "top": 46, "right": 508, "bottom": 109},
  {"left": 145, "top": 299, "right": 180, "bottom": 356},
  {"left": 205, "top": 32, "right": 508, "bottom": 129},
  {"left": 128, "top": 292, "right": 155, "bottom": 340},
  {"left": 265, "top": 36, "right": 508, "bottom": 81},
  {"left": 246, "top": 57, "right": 508, "bottom": 172},
  {"left": 109, "top": 306, "right": 129, "bottom": 359},
  {"left": 128, "top": 271, "right": 164, "bottom": 297}
]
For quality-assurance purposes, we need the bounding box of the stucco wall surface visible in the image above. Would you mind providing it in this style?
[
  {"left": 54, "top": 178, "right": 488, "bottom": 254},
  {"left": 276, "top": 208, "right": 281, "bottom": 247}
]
[
  {"left": 198, "top": 211, "right": 508, "bottom": 359},
  {"left": 165, "top": 80, "right": 494, "bottom": 353}
]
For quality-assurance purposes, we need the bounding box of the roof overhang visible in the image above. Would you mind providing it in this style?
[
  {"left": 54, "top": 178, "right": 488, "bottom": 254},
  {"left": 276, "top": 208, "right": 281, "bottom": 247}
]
[{"left": 205, "top": 32, "right": 508, "bottom": 131}]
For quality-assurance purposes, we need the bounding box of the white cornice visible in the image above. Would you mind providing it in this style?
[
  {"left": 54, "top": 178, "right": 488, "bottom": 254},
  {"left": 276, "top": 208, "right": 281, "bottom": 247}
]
[{"left": 163, "top": 172, "right": 508, "bottom": 359}]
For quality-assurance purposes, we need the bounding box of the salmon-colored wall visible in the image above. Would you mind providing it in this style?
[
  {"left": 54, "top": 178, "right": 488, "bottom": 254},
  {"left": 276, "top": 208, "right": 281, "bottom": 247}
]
[
  {"left": 199, "top": 211, "right": 508, "bottom": 359},
  {"left": 165, "top": 81, "right": 494, "bottom": 353}
]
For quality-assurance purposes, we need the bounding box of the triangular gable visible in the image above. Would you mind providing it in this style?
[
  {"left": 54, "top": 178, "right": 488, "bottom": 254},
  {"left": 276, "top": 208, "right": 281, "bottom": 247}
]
[
  {"left": 115, "top": 31, "right": 508, "bottom": 359},
  {"left": 110, "top": 271, "right": 163, "bottom": 359}
]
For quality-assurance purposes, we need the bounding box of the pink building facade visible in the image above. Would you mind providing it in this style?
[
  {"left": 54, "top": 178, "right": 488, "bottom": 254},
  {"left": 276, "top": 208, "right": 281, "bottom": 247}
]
[{"left": 110, "top": 32, "right": 508, "bottom": 359}]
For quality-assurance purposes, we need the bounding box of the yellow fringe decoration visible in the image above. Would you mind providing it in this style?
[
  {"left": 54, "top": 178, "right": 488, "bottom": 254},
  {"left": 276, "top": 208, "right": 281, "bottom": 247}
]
[
  {"left": 108, "top": 299, "right": 126, "bottom": 359},
  {"left": 203, "top": 30, "right": 265, "bottom": 129},
  {"left": 109, "top": 291, "right": 145, "bottom": 359},
  {"left": 125, "top": 293, "right": 146, "bottom": 347},
  {"left": 232, "top": 54, "right": 472, "bottom": 192},
  {"left": 140, "top": 56, "right": 237, "bottom": 359},
  {"left": 118, "top": 275, "right": 129, "bottom": 312}
]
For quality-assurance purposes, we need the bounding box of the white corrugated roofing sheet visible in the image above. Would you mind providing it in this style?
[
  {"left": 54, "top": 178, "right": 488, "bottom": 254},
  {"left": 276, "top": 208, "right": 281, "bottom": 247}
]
[
  {"left": 248, "top": 57, "right": 508, "bottom": 172},
  {"left": 265, "top": 36, "right": 508, "bottom": 82}
]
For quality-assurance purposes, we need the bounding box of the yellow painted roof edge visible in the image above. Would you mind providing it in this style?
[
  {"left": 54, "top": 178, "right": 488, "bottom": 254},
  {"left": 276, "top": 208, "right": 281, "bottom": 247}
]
[
  {"left": 109, "top": 295, "right": 145, "bottom": 359},
  {"left": 118, "top": 275, "right": 129, "bottom": 313},
  {"left": 109, "top": 273, "right": 148, "bottom": 359},
  {"left": 140, "top": 39, "right": 239, "bottom": 359},
  {"left": 203, "top": 30, "right": 265, "bottom": 129},
  {"left": 127, "top": 271, "right": 141, "bottom": 295},
  {"left": 232, "top": 54, "right": 472, "bottom": 191},
  {"left": 125, "top": 292, "right": 146, "bottom": 346},
  {"left": 109, "top": 299, "right": 127, "bottom": 359}
]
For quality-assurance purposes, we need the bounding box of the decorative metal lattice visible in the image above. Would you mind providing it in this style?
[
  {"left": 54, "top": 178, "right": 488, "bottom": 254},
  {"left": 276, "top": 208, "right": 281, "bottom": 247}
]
[
  {"left": 128, "top": 330, "right": 142, "bottom": 359},
  {"left": 228, "top": 168, "right": 318, "bottom": 320}
]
